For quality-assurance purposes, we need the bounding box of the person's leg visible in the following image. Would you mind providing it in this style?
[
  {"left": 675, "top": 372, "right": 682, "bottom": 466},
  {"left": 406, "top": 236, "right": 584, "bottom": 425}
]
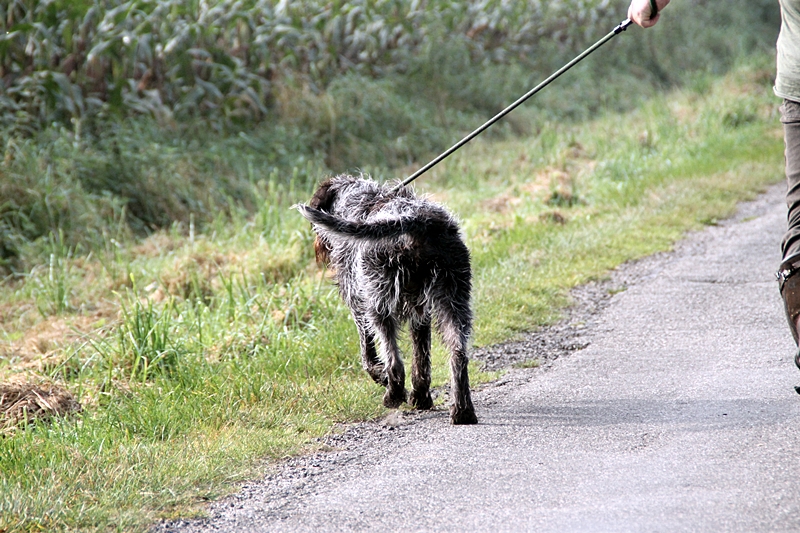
[
  {"left": 782, "top": 100, "right": 800, "bottom": 258},
  {"left": 777, "top": 100, "right": 800, "bottom": 364}
]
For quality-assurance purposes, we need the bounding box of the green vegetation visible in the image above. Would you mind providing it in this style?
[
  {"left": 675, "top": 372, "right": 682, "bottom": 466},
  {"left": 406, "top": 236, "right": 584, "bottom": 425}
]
[{"left": 0, "top": 0, "right": 787, "bottom": 531}]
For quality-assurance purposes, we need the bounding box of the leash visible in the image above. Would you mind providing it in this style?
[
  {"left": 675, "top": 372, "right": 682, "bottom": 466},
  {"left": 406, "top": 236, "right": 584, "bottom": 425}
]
[{"left": 393, "top": 18, "right": 634, "bottom": 191}]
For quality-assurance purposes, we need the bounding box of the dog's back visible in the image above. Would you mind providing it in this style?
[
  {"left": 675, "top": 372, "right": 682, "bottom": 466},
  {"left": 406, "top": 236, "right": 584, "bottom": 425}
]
[
  {"left": 296, "top": 178, "right": 459, "bottom": 247},
  {"left": 296, "top": 176, "right": 469, "bottom": 308}
]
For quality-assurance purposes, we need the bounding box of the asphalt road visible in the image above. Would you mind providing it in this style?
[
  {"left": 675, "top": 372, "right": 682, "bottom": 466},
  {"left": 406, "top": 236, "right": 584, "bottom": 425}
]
[{"left": 162, "top": 182, "right": 800, "bottom": 533}]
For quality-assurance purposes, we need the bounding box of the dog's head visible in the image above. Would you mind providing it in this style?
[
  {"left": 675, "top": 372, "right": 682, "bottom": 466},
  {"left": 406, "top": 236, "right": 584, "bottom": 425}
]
[
  {"left": 307, "top": 178, "right": 338, "bottom": 265},
  {"left": 303, "top": 174, "right": 391, "bottom": 265}
]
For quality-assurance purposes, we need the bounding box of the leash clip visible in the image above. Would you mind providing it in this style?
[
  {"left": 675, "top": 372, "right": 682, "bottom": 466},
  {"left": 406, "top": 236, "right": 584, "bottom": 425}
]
[{"left": 614, "top": 19, "right": 633, "bottom": 34}]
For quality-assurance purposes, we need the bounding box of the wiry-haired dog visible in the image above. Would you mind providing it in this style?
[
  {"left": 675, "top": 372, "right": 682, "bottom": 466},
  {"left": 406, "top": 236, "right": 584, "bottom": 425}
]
[{"left": 295, "top": 174, "right": 477, "bottom": 424}]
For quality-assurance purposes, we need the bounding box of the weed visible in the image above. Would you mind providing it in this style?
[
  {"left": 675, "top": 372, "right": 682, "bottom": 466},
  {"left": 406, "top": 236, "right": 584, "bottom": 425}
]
[
  {"left": 30, "top": 232, "right": 74, "bottom": 317},
  {"left": 116, "top": 296, "right": 180, "bottom": 383},
  {"left": 513, "top": 359, "right": 541, "bottom": 369}
]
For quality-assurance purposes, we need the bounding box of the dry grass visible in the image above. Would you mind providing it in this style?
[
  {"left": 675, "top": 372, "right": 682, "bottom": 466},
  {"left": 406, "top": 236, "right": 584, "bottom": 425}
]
[
  {"left": 0, "top": 376, "right": 81, "bottom": 435},
  {"left": 0, "top": 309, "right": 116, "bottom": 380}
]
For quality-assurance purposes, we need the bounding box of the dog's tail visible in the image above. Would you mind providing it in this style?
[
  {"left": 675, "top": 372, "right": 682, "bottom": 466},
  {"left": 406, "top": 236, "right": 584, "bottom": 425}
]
[{"left": 294, "top": 204, "right": 445, "bottom": 240}]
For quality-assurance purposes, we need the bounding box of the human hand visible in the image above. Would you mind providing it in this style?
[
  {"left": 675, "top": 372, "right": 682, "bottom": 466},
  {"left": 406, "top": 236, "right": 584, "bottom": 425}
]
[{"left": 628, "top": 0, "right": 670, "bottom": 28}]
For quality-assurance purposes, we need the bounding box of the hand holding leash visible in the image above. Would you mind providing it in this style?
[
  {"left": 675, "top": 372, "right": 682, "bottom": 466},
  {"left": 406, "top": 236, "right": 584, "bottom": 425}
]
[{"left": 628, "top": 0, "right": 670, "bottom": 28}]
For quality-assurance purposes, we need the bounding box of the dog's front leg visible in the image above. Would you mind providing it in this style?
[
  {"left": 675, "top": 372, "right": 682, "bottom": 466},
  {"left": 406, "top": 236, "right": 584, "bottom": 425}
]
[
  {"left": 373, "top": 315, "right": 407, "bottom": 408},
  {"left": 354, "top": 316, "right": 388, "bottom": 386},
  {"left": 409, "top": 316, "right": 433, "bottom": 410}
]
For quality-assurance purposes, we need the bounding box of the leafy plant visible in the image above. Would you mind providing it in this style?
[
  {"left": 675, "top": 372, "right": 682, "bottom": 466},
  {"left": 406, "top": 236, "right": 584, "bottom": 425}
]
[{"left": 0, "top": 0, "right": 638, "bottom": 132}]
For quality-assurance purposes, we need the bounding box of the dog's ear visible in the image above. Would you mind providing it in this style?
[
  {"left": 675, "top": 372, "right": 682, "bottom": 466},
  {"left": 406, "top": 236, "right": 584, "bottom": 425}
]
[
  {"left": 309, "top": 178, "right": 336, "bottom": 212},
  {"left": 313, "top": 235, "right": 332, "bottom": 266},
  {"left": 306, "top": 178, "right": 337, "bottom": 266}
]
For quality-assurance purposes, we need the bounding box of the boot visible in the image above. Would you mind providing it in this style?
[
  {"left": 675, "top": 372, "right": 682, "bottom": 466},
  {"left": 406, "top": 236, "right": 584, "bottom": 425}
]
[{"left": 777, "top": 252, "right": 800, "bottom": 369}]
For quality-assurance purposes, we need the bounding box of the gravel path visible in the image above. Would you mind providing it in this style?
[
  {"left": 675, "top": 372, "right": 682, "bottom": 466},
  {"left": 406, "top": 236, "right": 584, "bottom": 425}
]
[{"left": 158, "top": 182, "right": 800, "bottom": 533}]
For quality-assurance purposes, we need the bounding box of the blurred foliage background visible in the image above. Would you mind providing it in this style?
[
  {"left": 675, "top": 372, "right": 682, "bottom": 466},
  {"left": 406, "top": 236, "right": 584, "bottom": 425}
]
[{"left": 0, "top": 0, "right": 783, "bottom": 272}]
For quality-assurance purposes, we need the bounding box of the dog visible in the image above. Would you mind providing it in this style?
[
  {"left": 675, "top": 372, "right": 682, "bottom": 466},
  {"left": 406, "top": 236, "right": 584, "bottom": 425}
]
[{"left": 295, "top": 174, "right": 477, "bottom": 424}]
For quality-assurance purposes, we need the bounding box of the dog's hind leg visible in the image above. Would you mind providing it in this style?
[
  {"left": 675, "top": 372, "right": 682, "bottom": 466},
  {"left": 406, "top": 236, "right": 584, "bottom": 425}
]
[
  {"left": 409, "top": 314, "right": 433, "bottom": 410},
  {"left": 447, "top": 343, "right": 477, "bottom": 425},
  {"left": 436, "top": 299, "right": 478, "bottom": 425},
  {"left": 372, "top": 314, "right": 407, "bottom": 408},
  {"left": 354, "top": 316, "right": 388, "bottom": 386}
]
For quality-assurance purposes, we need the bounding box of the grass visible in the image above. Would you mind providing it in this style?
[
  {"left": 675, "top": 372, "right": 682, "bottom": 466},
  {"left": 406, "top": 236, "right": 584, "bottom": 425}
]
[{"left": 0, "top": 58, "right": 786, "bottom": 531}]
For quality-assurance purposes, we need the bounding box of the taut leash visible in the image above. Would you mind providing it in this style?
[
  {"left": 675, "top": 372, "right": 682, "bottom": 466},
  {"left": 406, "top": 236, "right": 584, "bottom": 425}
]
[{"left": 394, "top": 18, "right": 634, "bottom": 191}]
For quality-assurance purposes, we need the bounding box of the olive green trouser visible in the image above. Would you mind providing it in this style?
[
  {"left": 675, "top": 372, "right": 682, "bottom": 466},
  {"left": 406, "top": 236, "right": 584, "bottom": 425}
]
[{"left": 782, "top": 99, "right": 800, "bottom": 260}]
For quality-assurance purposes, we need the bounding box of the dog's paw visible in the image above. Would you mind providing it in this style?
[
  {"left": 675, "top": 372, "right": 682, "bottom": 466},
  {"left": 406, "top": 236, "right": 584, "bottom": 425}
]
[
  {"left": 383, "top": 387, "right": 408, "bottom": 408},
  {"left": 409, "top": 391, "right": 433, "bottom": 410},
  {"left": 450, "top": 406, "right": 478, "bottom": 425},
  {"left": 366, "top": 366, "right": 389, "bottom": 387}
]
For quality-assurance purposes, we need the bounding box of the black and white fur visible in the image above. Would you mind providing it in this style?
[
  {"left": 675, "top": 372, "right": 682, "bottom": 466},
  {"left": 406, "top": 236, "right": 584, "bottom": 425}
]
[{"left": 295, "top": 174, "right": 477, "bottom": 424}]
